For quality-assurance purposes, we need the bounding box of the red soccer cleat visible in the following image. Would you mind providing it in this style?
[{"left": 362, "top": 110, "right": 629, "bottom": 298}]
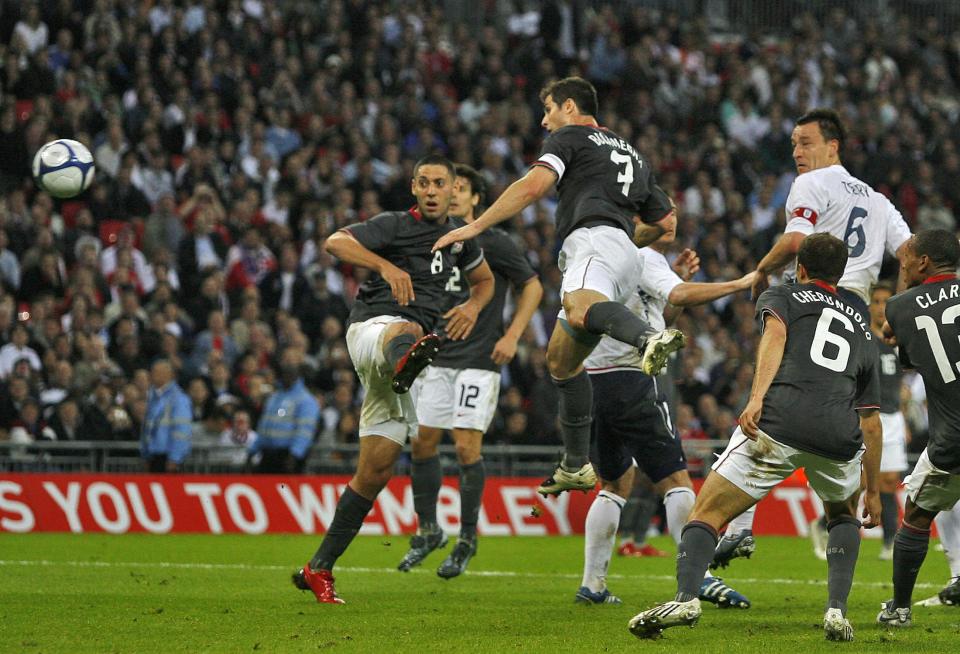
[
  {"left": 293, "top": 565, "right": 345, "bottom": 604},
  {"left": 391, "top": 333, "right": 442, "bottom": 394},
  {"left": 636, "top": 543, "right": 669, "bottom": 557},
  {"left": 618, "top": 542, "right": 669, "bottom": 558}
]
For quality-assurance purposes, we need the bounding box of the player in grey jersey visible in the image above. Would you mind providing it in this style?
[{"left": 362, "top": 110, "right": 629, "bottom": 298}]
[
  {"left": 878, "top": 230, "right": 960, "bottom": 627},
  {"left": 434, "top": 77, "right": 684, "bottom": 498},
  {"left": 292, "top": 156, "right": 495, "bottom": 604},
  {"left": 398, "top": 164, "right": 543, "bottom": 578},
  {"left": 631, "top": 234, "right": 882, "bottom": 642}
]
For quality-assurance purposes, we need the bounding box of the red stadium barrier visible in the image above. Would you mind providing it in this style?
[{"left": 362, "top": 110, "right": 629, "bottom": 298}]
[{"left": 0, "top": 473, "right": 898, "bottom": 536}]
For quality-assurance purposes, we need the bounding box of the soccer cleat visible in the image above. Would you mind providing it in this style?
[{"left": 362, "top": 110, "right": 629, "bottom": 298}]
[
  {"left": 575, "top": 586, "right": 622, "bottom": 605},
  {"left": 292, "top": 565, "right": 345, "bottom": 604},
  {"left": 878, "top": 544, "right": 894, "bottom": 561},
  {"left": 914, "top": 594, "right": 943, "bottom": 607},
  {"left": 397, "top": 527, "right": 449, "bottom": 572},
  {"left": 537, "top": 462, "right": 597, "bottom": 496},
  {"left": 437, "top": 538, "right": 476, "bottom": 579},
  {"left": 628, "top": 598, "right": 701, "bottom": 639},
  {"left": 617, "top": 542, "right": 669, "bottom": 557},
  {"left": 823, "top": 608, "right": 854, "bottom": 641},
  {"left": 391, "top": 333, "right": 442, "bottom": 394},
  {"left": 710, "top": 529, "right": 756, "bottom": 569},
  {"left": 809, "top": 517, "right": 828, "bottom": 561},
  {"left": 938, "top": 577, "right": 960, "bottom": 605},
  {"left": 640, "top": 328, "right": 685, "bottom": 376},
  {"left": 876, "top": 600, "right": 912, "bottom": 627},
  {"left": 699, "top": 576, "right": 751, "bottom": 608}
]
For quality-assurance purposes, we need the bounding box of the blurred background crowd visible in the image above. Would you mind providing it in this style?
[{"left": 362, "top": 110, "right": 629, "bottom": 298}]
[{"left": 0, "top": 0, "right": 951, "bottom": 472}]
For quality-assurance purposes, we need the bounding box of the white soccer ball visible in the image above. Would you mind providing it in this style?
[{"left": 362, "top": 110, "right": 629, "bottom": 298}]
[{"left": 32, "top": 139, "right": 96, "bottom": 199}]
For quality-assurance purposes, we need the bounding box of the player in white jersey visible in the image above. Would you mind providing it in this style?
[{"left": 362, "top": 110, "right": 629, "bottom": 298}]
[
  {"left": 712, "top": 109, "right": 912, "bottom": 567},
  {"left": 753, "top": 108, "right": 911, "bottom": 306},
  {"left": 575, "top": 205, "right": 755, "bottom": 607}
]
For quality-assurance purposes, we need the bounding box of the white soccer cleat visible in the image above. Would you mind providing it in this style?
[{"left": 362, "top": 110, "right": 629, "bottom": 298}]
[
  {"left": 537, "top": 463, "right": 597, "bottom": 496},
  {"left": 628, "top": 598, "right": 701, "bottom": 639},
  {"left": 823, "top": 608, "right": 854, "bottom": 641},
  {"left": 809, "top": 517, "right": 828, "bottom": 561},
  {"left": 879, "top": 544, "right": 894, "bottom": 561},
  {"left": 914, "top": 594, "right": 943, "bottom": 607},
  {"left": 640, "top": 329, "right": 685, "bottom": 376},
  {"left": 877, "top": 600, "right": 912, "bottom": 628}
]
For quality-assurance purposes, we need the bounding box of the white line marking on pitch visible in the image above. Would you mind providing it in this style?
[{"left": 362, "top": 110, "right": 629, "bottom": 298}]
[{"left": 0, "top": 559, "right": 942, "bottom": 590}]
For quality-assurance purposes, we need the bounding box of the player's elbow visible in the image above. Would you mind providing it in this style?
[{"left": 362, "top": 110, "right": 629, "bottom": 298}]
[
  {"left": 323, "top": 231, "right": 350, "bottom": 257},
  {"left": 667, "top": 286, "right": 688, "bottom": 306}
]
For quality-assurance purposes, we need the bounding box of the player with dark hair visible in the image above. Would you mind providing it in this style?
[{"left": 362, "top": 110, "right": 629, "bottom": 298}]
[
  {"left": 576, "top": 204, "right": 755, "bottom": 607},
  {"left": 398, "top": 164, "right": 543, "bottom": 578},
  {"left": 630, "top": 233, "right": 883, "bottom": 641},
  {"left": 878, "top": 229, "right": 960, "bottom": 626},
  {"left": 434, "top": 76, "right": 683, "bottom": 497},
  {"left": 291, "top": 155, "right": 495, "bottom": 604},
  {"left": 718, "top": 107, "right": 911, "bottom": 562}
]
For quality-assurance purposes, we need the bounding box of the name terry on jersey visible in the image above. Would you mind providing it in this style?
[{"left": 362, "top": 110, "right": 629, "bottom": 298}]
[
  {"left": 840, "top": 180, "right": 870, "bottom": 197},
  {"left": 587, "top": 132, "right": 644, "bottom": 166},
  {"left": 791, "top": 289, "right": 871, "bottom": 338},
  {"left": 915, "top": 282, "right": 960, "bottom": 309}
]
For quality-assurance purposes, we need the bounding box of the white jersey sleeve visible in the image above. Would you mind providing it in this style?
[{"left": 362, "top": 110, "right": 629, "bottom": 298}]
[
  {"left": 584, "top": 249, "right": 682, "bottom": 372},
  {"left": 781, "top": 165, "right": 912, "bottom": 302}
]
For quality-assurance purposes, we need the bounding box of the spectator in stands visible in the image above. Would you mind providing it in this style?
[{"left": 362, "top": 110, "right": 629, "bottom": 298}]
[
  {"left": 141, "top": 358, "right": 192, "bottom": 472},
  {"left": 248, "top": 346, "right": 319, "bottom": 473},
  {"left": 0, "top": 324, "right": 42, "bottom": 380},
  {"left": 259, "top": 243, "right": 309, "bottom": 317},
  {"left": 178, "top": 203, "right": 228, "bottom": 291},
  {"left": 186, "top": 309, "right": 238, "bottom": 378},
  {"left": 218, "top": 408, "right": 259, "bottom": 467},
  {"left": 0, "top": 229, "right": 20, "bottom": 293}
]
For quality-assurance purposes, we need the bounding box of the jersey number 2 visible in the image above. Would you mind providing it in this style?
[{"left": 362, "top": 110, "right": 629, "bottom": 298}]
[
  {"left": 610, "top": 151, "right": 634, "bottom": 196},
  {"left": 810, "top": 307, "right": 854, "bottom": 372},
  {"left": 915, "top": 305, "right": 960, "bottom": 383}
]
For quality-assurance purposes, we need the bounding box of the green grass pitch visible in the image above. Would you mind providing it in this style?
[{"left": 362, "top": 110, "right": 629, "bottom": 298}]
[{"left": 0, "top": 534, "right": 957, "bottom": 653}]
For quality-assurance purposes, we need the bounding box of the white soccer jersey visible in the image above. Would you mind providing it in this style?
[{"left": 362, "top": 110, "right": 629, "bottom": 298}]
[
  {"left": 784, "top": 164, "right": 911, "bottom": 302},
  {"left": 584, "top": 248, "right": 683, "bottom": 372}
]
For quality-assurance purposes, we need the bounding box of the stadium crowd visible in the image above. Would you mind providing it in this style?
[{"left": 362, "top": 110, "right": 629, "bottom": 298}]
[{"left": 0, "top": 0, "right": 953, "bottom": 470}]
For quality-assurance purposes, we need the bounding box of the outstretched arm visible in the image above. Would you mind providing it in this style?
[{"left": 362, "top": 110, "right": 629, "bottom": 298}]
[
  {"left": 753, "top": 231, "right": 804, "bottom": 298},
  {"left": 433, "top": 167, "right": 557, "bottom": 251},
  {"left": 739, "top": 313, "right": 787, "bottom": 439}
]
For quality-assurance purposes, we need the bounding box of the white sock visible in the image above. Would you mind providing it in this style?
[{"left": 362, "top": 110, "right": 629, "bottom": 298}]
[
  {"left": 582, "top": 490, "right": 625, "bottom": 593},
  {"left": 725, "top": 504, "right": 757, "bottom": 535},
  {"left": 663, "top": 486, "right": 696, "bottom": 547},
  {"left": 935, "top": 502, "right": 960, "bottom": 579}
]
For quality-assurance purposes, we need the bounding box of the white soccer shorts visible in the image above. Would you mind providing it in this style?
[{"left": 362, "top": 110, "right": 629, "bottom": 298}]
[
  {"left": 904, "top": 448, "right": 960, "bottom": 512},
  {"left": 413, "top": 366, "right": 500, "bottom": 433},
  {"left": 879, "top": 411, "right": 909, "bottom": 473},
  {"left": 557, "top": 225, "right": 642, "bottom": 321},
  {"left": 345, "top": 315, "right": 419, "bottom": 445},
  {"left": 713, "top": 426, "right": 863, "bottom": 503}
]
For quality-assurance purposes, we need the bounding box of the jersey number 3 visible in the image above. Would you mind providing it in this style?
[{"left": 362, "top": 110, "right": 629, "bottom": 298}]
[
  {"left": 610, "top": 151, "right": 634, "bottom": 196},
  {"left": 810, "top": 307, "right": 854, "bottom": 372}
]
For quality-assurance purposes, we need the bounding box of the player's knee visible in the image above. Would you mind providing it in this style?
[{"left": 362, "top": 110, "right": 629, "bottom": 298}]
[
  {"left": 454, "top": 441, "right": 481, "bottom": 465},
  {"left": 545, "top": 345, "right": 575, "bottom": 378}
]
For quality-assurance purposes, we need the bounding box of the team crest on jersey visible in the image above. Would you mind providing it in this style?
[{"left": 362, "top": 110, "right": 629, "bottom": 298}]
[
  {"left": 792, "top": 207, "right": 818, "bottom": 224},
  {"left": 451, "top": 242, "right": 463, "bottom": 254}
]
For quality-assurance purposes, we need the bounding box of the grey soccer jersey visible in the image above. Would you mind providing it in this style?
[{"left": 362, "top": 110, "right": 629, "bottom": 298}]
[
  {"left": 344, "top": 209, "right": 485, "bottom": 332},
  {"left": 876, "top": 337, "right": 904, "bottom": 414},
  {"left": 432, "top": 226, "right": 537, "bottom": 372},
  {"left": 532, "top": 125, "right": 672, "bottom": 244},
  {"left": 885, "top": 275, "right": 960, "bottom": 473},
  {"left": 755, "top": 282, "right": 880, "bottom": 461}
]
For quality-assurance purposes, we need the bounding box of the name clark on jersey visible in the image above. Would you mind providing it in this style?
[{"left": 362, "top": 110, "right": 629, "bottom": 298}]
[
  {"left": 790, "top": 289, "right": 871, "bottom": 338},
  {"left": 587, "top": 132, "right": 644, "bottom": 166},
  {"left": 915, "top": 283, "right": 960, "bottom": 309}
]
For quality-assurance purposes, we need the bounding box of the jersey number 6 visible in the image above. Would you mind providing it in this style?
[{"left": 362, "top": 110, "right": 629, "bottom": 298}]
[{"left": 810, "top": 307, "right": 854, "bottom": 372}]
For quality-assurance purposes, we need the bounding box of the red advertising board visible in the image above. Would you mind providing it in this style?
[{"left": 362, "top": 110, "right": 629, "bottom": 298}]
[{"left": 0, "top": 472, "right": 897, "bottom": 537}]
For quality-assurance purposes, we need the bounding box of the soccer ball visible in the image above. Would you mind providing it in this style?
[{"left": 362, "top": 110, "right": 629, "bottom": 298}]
[{"left": 32, "top": 139, "right": 96, "bottom": 199}]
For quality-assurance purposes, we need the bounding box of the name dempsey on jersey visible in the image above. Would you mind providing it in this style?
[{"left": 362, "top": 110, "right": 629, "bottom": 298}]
[
  {"left": 587, "top": 132, "right": 644, "bottom": 166},
  {"left": 790, "top": 289, "right": 871, "bottom": 338},
  {"left": 914, "top": 283, "right": 960, "bottom": 309}
]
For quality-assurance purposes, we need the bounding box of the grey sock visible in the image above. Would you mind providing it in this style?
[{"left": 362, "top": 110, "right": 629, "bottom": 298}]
[
  {"left": 893, "top": 525, "right": 931, "bottom": 608},
  {"left": 676, "top": 521, "right": 718, "bottom": 602},
  {"left": 412, "top": 455, "right": 442, "bottom": 528},
  {"left": 459, "top": 459, "right": 485, "bottom": 540},
  {"left": 553, "top": 370, "right": 592, "bottom": 470},
  {"left": 309, "top": 486, "right": 374, "bottom": 571},
  {"left": 826, "top": 516, "right": 862, "bottom": 615},
  {"left": 619, "top": 496, "right": 642, "bottom": 541},
  {"left": 385, "top": 333, "right": 417, "bottom": 369},
  {"left": 627, "top": 490, "right": 659, "bottom": 543},
  {"left": 880, "top": 492, "right": 899, "bottom": 546},
  {"left": 584, "top": 300, "right": 655, "bottom": 348}
]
